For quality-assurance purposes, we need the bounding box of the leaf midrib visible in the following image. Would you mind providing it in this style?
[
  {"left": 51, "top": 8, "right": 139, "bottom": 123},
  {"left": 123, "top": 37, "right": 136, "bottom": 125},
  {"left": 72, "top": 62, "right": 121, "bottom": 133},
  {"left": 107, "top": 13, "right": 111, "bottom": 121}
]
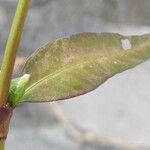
[{"left": 24, "top": 58, "right": 107, "bottom": 94}]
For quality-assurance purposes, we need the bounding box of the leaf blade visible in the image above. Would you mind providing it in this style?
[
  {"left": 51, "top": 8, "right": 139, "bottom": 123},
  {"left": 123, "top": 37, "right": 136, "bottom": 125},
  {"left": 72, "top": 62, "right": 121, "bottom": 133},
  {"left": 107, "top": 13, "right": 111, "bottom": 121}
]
[{"left": 21, "top": 32, "right": 150, "bottom": 102}]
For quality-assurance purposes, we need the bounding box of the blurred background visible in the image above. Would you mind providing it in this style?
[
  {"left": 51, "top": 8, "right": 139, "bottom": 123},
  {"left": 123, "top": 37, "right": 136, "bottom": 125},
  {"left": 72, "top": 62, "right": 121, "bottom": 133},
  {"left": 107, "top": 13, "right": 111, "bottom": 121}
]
[{"left": 0, "top": 0, "right": 150, "bottom": 149}]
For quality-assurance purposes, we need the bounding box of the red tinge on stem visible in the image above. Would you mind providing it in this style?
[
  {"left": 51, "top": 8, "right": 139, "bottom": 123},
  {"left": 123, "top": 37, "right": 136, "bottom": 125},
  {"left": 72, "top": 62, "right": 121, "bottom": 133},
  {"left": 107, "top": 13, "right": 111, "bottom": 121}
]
[{"left": 0, "top": 105, "right": 13, "bottom": 140}]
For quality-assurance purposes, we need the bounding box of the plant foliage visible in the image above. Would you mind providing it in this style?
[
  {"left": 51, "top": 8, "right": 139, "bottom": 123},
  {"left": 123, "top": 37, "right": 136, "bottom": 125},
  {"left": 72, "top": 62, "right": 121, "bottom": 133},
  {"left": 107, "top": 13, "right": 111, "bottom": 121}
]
[{"left": 8, "top": 32, "right": 150, "bottom": 105}]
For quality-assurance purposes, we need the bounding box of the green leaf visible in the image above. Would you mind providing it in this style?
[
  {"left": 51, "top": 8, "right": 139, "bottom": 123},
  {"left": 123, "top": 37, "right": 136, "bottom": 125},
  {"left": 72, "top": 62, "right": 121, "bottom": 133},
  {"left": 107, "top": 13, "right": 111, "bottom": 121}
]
[
  {"left": 21, "top": 32, "right": 150, "bottom": 103},
  {"left": 8, "top": 74, "right": 30, "bottom": 107}
]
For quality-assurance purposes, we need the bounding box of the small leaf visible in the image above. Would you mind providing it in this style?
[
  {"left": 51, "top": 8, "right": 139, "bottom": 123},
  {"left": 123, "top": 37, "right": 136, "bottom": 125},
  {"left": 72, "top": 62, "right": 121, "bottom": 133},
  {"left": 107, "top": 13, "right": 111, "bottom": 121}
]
[
  {"left": 21, "top": 32, "right": 150, "bottom": 103},
  {"left": 8, "top": 74, "right": 30, "bottom": 106}
]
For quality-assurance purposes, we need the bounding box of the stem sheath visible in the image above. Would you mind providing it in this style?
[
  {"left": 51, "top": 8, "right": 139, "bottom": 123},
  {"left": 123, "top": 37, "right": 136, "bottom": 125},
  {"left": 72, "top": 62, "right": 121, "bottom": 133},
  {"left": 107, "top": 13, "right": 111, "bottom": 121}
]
[{"left": 0, "top": 0, "right": 30, "bottom": 106}]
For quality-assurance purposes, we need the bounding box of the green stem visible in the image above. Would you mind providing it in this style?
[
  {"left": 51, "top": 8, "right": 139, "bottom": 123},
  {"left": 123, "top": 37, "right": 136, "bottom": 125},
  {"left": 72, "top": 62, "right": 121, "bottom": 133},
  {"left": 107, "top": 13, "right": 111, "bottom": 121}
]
[
  {"left": 0, "top": 0, "right": 30, "bottom": 106},
  {"left": 0, "top": 140, "right": 5, "bottom": 150}
]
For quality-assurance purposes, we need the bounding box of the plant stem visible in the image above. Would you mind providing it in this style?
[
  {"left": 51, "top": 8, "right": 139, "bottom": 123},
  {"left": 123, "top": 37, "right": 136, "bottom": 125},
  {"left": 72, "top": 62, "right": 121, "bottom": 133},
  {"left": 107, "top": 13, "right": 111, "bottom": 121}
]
[
  {"left": 0, "top": 140, "right": 5, "bottom": 150},
  {"left": 0, "top": 0, "right": 30, "bottom": 107}
]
